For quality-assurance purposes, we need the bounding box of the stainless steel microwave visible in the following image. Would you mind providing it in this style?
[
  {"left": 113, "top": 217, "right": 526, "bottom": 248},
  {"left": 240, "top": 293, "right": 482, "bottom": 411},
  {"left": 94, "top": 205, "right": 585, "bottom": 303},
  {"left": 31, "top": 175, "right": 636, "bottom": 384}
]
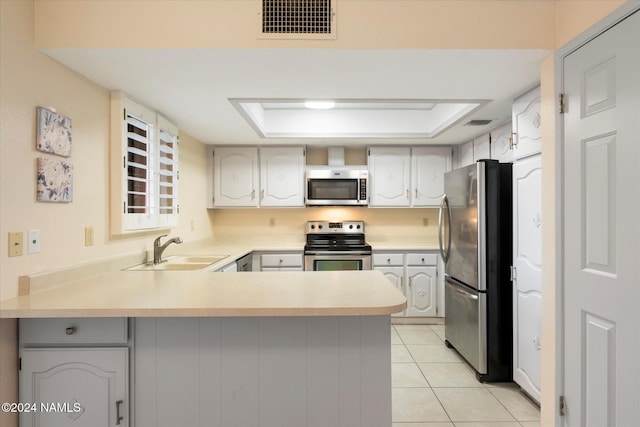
[{"left": 305, "top": 167, "right": 369, "bottom": 206}]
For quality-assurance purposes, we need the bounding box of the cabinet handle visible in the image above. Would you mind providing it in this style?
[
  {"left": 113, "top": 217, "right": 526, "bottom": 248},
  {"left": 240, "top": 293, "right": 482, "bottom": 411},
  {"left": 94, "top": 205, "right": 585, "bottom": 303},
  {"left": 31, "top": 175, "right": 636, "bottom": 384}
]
[
  {"left": 421, "top": 257, "right": 425, "bottom": 263},
  {"left": 115, "top": 400, "right": 124, "bottom": 425},
  {"left": 387, "top": 258, "right": 391, "bottom": 264},
  {"left": 65, "top": 327, "right": 76, "bottom": 335},
  {"left": 400, "top": 277, "right": 403, "bottom": 288},
  {"left": 251, "top": 189, "right": 256, "bottom": 200},
  {"left": 260, "top": 189, "right": 264, "bottom": 201},
  {"left": 415, "top": 189, "right": 418, "bottom": 199},
  {"left": 279, "top": 258, "right": 283, "bottom": 264},
  {"left": 406, "top": 189, "right": 409, "bottom": 199}
]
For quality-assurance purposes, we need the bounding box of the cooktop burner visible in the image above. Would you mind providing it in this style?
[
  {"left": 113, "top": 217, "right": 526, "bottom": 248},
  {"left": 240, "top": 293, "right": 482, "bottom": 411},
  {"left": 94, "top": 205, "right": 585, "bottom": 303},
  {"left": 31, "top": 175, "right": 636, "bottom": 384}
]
[{"left": 304, "top": 221, "right": 372, "bottom": 254}]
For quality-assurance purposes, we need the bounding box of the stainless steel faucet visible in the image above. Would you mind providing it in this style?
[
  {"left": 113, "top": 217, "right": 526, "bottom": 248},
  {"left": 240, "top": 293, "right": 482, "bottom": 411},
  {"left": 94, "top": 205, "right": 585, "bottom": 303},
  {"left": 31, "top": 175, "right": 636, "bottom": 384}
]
[{"left": 153, "top": 235, "right": 183, "bottom": 264}]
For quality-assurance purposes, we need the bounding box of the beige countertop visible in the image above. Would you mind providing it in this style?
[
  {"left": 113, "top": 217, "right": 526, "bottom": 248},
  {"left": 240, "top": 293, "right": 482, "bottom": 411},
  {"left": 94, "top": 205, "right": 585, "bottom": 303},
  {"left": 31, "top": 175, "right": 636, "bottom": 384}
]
[
  {"left": 0, "top": 270, "right": 406, "bottom": 318},
  {"left": 0, "top": 235, "right": 444, "bottom": 319}
]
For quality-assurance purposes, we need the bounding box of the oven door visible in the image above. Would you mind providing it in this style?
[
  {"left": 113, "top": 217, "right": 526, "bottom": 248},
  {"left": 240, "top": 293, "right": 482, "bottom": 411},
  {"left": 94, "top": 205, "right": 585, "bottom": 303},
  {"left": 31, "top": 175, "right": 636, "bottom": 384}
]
[{"left": 304, "top": 253, "right": 372, "bottom": 271}]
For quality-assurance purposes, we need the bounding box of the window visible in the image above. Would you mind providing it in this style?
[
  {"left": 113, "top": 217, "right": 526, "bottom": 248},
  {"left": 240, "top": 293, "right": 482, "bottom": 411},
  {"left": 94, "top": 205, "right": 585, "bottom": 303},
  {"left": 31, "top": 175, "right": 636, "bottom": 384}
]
[{"left": 111, "top": 93, "right": 179, "bottom": 233}]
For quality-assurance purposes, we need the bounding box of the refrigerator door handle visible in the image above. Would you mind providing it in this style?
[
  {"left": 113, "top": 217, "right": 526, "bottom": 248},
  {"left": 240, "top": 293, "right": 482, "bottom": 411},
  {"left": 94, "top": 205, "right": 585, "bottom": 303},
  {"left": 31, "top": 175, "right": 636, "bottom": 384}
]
[{"left": 438, "top": 195, "right": 452, "bottom": 263}]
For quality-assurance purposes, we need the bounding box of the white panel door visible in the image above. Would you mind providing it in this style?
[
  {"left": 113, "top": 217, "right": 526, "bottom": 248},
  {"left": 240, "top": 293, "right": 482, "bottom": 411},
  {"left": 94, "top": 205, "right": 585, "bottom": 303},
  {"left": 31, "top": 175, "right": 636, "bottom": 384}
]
[
  {"left": 406, "top": 266, "right": 437, "bottom": 317},
  {"left": 259, "top": 146, "right": 305, "bottom": 207},
  {"left": 512, "top": 86, "right": 541, "bottom": 160},
  {"left": 512, "top": 154, "right": 542, "bottom": 403},
  {"left": 563, "top": 11, "right": 640, "bottom": 427},
  {"left": 20, "top": 348, "right": 128, "bottom": 427},
  {"left": 412, "top": 146, "right": 452, "bottom": 207},
  {"left": 368, "top": 147, "right": 411, "bottom": 207},
  {"left": 491, "top": 122, "right": 514, "bottom": 163},
  {"left": 213, "top": 147, "right": 258, "bottom": 207}
]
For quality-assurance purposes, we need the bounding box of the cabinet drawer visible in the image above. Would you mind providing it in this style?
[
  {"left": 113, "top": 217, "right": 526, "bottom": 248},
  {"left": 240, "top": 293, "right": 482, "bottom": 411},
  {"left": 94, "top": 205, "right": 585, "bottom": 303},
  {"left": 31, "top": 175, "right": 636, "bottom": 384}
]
[
  {"left": 20, "top": 318, "right": 128, "bottom": 345},
  {"left": 261, "top": 253, "right": 303, "bottom": 268},
  {"left": 406, "top": 253, "right": 438, "bottom": 266},
  {"left": 373, "top": 253, "right": 404, "bottom": 266}
]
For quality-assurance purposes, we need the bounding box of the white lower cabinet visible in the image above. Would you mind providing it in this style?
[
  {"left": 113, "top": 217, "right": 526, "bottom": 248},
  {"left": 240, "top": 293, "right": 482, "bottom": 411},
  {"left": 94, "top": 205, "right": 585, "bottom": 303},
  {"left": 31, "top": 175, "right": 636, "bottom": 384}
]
[
  {"left": 259, "top": 252, "right": 303, "bottom": 271},
  {"left": 19, "top": 318, "right": 129, "bottom": 427},
  {"left": 373, "top": 251, "right": 442, "bottom": 318}
]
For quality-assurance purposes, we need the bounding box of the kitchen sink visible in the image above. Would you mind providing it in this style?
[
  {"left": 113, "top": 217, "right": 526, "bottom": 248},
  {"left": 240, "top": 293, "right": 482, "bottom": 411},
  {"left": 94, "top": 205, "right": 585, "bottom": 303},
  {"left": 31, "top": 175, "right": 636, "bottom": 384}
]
[{"left": 125, "top": 255, "right": 229, "bottom": 271}]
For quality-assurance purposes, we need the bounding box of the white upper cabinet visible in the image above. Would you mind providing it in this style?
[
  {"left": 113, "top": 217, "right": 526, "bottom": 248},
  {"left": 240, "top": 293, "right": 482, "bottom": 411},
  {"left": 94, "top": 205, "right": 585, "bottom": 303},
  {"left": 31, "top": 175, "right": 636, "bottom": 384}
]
[
  {"left": 209, "top": 146, "right": 304, "bottom": 208},
  {"left": 368, "top": 147, "right": 411, "bottom": 207},
  {"left": 490, "top": 122, "right": 514, "bottom": 163},
  {"left": 212, "top": 147, "right": 259, "bottom": 207},
  {"left": 412, "top": 146, "right": 452, "bottom": 207},
  {"left": 473, "top": 132, "right": 491, "bottom": 161},
  {"left": 457, "top": 140, "right": 475, "bottom": 168},
  {"left": 259, "top": 147, "right": 305, "bottom": 207},
  {"left": 512, "top": 85, "right": 542, "bottom": 159}
]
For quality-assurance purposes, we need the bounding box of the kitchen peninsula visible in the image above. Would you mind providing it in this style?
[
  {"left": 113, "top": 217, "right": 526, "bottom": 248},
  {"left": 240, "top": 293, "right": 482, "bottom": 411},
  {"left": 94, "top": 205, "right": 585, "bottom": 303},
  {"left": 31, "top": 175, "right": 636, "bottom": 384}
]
[{"left": 1, "top": 265, "right": 405, "bottom": 427}]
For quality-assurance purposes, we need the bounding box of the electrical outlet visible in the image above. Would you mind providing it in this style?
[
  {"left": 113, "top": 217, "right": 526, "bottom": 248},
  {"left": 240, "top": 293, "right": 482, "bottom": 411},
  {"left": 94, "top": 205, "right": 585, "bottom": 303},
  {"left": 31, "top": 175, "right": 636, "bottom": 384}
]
[
  {"left": 422, "top": 218, "right": 429, "bottom": 227},
  {"left": 8, "top": 232, "right": 23, "bottom": 257},
  {"left": 84, "top": 226, "right": 94, "bottom": 247},
  {"left": 28, "top": 229, "right": 40, "bottom": 254}
]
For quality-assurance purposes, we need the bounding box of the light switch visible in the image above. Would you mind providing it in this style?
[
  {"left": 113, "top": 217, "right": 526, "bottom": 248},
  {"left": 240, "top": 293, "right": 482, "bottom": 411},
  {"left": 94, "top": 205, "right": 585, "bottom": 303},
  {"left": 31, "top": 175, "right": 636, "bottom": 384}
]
[
  {"left": 8, "top": 232, "right": 23, "bottom": 257},
  {"left": 85, "top": 226, "right": 94, "bottom": 247},
  {"left": 28, "top": 230, "right": 40, "bottom": 254}
]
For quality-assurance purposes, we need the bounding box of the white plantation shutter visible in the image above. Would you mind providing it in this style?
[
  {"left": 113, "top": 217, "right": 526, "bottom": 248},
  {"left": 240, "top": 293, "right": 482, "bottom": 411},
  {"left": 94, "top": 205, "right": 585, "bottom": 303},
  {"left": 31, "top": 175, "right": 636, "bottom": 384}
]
[
  {"left": 126, "top": 114, "right": 151, "bottom": 214},
  {"left": 157, "top": 115, "right": 179, "bottom": 227},
  {"left": 115, "top": 94, "right": 179, "bottom": 232}
]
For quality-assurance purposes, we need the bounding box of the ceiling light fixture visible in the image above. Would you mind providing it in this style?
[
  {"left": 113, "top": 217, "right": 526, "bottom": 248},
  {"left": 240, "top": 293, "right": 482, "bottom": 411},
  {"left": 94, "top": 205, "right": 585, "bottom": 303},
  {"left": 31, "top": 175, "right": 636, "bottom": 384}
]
[{"left": 304, "top": 100, "right": 335, "bottom": 110}]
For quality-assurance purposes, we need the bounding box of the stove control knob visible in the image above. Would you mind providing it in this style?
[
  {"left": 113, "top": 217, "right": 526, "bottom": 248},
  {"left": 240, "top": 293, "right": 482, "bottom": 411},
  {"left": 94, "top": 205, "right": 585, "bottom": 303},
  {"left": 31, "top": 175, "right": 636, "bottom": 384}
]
[
  {"left": 357, "top": 224, "right": 361, "bottom": 229},
  {"left": 318, "top": 224, "right": 323, "bottom": 229},
  {"left": 348, "top": 224, "right": 353, "bottom": 229},
  {"left": 310, "top": 224, "right": 315, "bottom": 230}
]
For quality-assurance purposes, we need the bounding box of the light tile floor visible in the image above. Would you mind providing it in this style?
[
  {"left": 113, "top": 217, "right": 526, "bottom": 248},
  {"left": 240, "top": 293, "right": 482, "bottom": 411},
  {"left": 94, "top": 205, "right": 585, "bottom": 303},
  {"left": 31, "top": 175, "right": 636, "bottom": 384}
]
[{"left": 391, "top": 324, "right": 540, "bottom": 427}]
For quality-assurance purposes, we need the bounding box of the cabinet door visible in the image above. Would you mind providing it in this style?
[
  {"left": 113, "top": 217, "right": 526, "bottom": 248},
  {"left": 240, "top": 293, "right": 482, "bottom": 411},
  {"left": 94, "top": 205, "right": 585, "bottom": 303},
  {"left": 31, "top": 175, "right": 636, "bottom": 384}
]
[
  {"left": 458, "top": 140, "right": 475, "bottom": 167},
  {"left": 473, "top": 132, "right": 491, "bottom": 161},
  {"left": 20, "top": 348, "right": 128, "bottom": 427},
  {"left": 406, "top": 266, "right": 437, "bottom": 317},
  {"left": 368, "top": 147, "right": 411, "bottom": 207},
  {"left": 512, "top": 85, "right": 541, "bottom": 160},
  {"left": 512, "top": 154, "right": 542, "bottom": 402},
  {"left": 213, "top": 147, "right": 259, "bottom": 207},
  {"left": 490, "top": 122, "right": 514, "bottom": 163},
  {"left": 259, "top": 147, "right": 305, "bottom": 207},
  {"left": 374, "top": 266, "right": 406, "bottom": 317},
  {"left": 412, "top": 147, "right": 452, "bottom": 207}
]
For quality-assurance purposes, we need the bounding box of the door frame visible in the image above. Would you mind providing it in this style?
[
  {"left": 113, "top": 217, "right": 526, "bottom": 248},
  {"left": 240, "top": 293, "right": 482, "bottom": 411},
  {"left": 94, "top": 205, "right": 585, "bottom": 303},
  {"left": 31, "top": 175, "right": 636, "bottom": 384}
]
[{"left": 552, "top": 3, "right": 640, "bottom": 426}]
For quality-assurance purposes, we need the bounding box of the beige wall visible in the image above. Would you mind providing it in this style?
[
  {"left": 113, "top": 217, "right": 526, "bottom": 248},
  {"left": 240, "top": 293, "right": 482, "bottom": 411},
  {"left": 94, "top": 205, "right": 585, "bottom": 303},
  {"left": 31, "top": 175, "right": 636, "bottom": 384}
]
[
  {"left": 34, "top": 0, "right": 557, "bottom": 49},
  {"left": 0, "top": 0, "right": 213, "bottom": 302},
  {"left": 211, "top": 207, "right": 439, "bottom": 243}
]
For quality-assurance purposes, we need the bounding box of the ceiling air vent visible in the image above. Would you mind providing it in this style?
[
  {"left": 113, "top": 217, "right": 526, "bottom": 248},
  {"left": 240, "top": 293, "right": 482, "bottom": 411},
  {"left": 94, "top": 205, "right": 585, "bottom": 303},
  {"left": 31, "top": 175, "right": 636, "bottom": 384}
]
[
  {"left": 259, "top": 0, "right": 336, "bottom": 40},
  {"left": 464, "top": 119, "right": 493, "bottom": 126}
]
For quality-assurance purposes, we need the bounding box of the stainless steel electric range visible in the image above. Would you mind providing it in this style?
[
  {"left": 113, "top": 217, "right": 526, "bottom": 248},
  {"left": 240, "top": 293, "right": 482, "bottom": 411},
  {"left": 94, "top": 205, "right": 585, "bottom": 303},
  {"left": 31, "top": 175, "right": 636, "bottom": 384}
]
[{"left": 303, "top": 221, "right": 372, "bottom": 271}]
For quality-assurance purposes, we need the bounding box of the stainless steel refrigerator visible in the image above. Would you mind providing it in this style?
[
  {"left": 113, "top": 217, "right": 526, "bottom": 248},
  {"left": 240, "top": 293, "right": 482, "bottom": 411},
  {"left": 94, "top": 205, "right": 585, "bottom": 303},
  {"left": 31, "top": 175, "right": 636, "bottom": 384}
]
[{"left": 438, "top": 159, "right": 512, "bottom": 382}]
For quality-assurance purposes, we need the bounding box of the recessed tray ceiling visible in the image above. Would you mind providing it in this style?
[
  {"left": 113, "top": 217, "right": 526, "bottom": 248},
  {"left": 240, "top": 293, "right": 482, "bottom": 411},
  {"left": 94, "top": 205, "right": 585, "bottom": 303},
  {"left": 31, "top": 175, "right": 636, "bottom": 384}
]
[{"left": 230, "top": 98, "right": 489, "bottom": 138}]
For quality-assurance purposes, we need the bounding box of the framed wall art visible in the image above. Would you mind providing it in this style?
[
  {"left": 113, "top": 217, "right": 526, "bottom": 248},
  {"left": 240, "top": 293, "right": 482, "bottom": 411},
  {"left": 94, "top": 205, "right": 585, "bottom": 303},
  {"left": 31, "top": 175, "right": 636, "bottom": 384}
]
[
  {"left": 36, "top": 157, "right": 73, "bottom": 202},
  {"left": 36, "top": 106, "right": 72, "bottom": 157}
]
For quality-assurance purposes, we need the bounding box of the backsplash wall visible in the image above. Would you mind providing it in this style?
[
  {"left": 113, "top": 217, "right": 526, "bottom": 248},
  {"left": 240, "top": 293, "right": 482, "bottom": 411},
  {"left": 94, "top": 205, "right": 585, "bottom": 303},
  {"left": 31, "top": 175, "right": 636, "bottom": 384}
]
[{"left": 209, "top": 207, "right": 439, "bottom": 243}]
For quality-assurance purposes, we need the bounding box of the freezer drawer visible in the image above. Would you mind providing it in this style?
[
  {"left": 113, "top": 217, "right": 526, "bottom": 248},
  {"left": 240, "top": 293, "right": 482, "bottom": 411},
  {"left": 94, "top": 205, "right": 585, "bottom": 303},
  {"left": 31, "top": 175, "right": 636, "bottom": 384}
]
[{"left": 444, "top": 277, "right": 487, "bottom": 374}]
